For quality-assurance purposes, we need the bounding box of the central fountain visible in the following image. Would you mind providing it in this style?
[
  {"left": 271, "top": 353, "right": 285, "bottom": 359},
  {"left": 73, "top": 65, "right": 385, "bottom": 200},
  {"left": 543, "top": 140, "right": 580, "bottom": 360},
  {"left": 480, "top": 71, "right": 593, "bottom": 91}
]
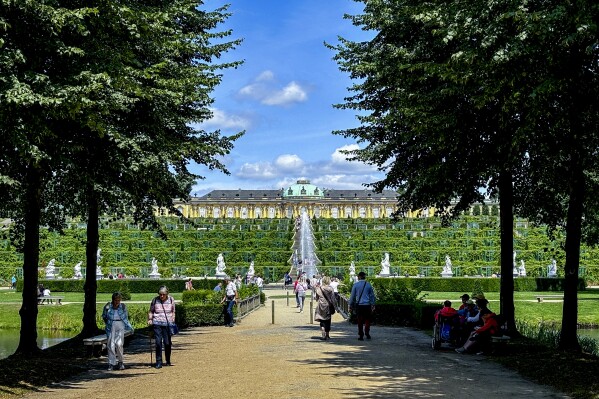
[{"left": 290, "top": 209, "right": 320, "bottom": 278}]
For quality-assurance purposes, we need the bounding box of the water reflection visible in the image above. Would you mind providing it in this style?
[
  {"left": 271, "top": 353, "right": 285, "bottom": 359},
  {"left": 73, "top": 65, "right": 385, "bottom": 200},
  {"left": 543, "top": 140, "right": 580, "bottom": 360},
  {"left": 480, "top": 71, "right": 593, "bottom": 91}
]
[{"left": 0, "top": 329, "right": 76, "bottom": 360}]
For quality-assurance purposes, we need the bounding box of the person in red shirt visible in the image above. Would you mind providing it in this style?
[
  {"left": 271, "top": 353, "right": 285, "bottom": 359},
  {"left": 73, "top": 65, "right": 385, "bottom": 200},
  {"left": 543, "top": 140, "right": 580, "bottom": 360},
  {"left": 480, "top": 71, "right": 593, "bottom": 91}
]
[
  {"left": 455, "top": 310, "right": 499, "bottom": 354},
  {"left": 435, "top": 300, "right": 458, "bottom": 321}
]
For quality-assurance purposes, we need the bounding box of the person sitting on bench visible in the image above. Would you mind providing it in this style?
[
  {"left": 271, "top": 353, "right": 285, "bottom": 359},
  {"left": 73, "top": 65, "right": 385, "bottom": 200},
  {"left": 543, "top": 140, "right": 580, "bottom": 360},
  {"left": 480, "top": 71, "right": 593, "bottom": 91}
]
[{"left": 455, "top": 309, "right": 498, "bottom": 354}]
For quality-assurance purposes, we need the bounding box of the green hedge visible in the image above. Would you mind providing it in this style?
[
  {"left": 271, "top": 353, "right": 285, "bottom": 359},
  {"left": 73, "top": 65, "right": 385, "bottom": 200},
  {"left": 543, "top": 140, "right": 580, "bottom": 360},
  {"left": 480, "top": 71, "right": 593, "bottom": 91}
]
[{"left": 177, "top": 303, "right": 228, "bottom": 326}]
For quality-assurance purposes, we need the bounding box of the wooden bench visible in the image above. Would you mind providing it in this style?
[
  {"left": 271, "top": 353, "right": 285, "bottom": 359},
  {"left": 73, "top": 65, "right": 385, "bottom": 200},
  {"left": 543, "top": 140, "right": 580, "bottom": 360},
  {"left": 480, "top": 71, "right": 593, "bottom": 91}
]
[
  {"left": 38, "top": 296, "right": 64, "bottom": 305},
  {"left": 83, "top": 330, "right": 133, "bottom": 357},
  {"left": 536, "top": 295, "right": 563, "bottom": 303}
]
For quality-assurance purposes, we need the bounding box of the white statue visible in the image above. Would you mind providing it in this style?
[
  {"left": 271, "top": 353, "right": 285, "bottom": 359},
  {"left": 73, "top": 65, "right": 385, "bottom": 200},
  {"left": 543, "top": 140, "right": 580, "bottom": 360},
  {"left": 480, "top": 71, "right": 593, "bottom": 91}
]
[
  {"left": 513, "top": 251, "right": 519, "bottom": 276},
  {"left": 96, "top": 248, "right": 102, "bottom": 264},
  {"left": 151, "top": 258, "right": 158, "bottom": 274},
  {"left": 443, "top": 255, "right": 452, "bottom": 273},
  {"left": 45, "top": 259, "right": 56, "bottom": 278},
  {"left": 73, "top": 261, "right": 83, "bottom": 279},
  {"left": 216, "top": 253, "right": 226, "bottom": 274},
  {"left": 349, "top": 261, "right": 356, "bottom": 276},
  {"left": 548, "top": 259, "right": 557, "bottom": 277},
  {"left": 247, "top": 261, "right": 255, "bottom": 276},
  {"left": 519, "top": 259, "right": 527, "bottom": 277},
  {"left": 380, "top": 253, "right": 391, "bottom": 275}
]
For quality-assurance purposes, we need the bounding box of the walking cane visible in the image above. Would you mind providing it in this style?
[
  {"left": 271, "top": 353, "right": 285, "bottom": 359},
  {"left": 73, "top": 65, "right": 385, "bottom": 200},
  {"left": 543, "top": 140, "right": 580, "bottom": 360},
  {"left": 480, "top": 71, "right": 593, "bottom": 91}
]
[{"left": 149, "top": 330, "right": 154, "bottom": 367}]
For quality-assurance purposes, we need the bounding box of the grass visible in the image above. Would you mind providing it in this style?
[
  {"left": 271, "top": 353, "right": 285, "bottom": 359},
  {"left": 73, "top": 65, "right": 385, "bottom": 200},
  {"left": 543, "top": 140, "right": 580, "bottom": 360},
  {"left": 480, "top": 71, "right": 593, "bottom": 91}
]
[{"left": 422, "top": 289, "right": 599, "bottom": 325}]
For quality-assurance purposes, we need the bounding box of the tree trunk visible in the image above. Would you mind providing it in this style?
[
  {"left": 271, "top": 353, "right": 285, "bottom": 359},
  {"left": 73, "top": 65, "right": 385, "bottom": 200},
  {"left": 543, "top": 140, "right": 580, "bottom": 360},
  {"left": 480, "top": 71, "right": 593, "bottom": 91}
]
[
  {"left": 498, "top": 169, "right": 517, "bottom": 335},
  {"left": 81, "top": 190, "right": 101, "bottom": 337},
  {"left": 16, "top": 166, "right": 42, "bottom": 355},
  {"left": 559, "top": 166, "right": 583, "bottom": 352}
]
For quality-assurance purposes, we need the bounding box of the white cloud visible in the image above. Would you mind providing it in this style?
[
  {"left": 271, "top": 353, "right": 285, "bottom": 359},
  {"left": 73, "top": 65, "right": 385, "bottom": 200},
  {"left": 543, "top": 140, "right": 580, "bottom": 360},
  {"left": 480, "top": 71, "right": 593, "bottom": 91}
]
[
  {"left": 201, "top": 107, "right": 251, "bottom": 130},
  {"left": 237, "top": 162, "right": 279, "bottom": 180},
  {"left": 275, "top": 154, "right": 304, "bottom": 170},
  {"left": 262, "top": 81, "right": 308, "bottom": 106},
  {"left": 331, "top": 144, "right": 360, "bottom": 164},
  {"left": 238, "top": 72, "right": 308, "bottom": 106},
  {"left": 256, "top": 70, "right": 274, "bottom": 81}
]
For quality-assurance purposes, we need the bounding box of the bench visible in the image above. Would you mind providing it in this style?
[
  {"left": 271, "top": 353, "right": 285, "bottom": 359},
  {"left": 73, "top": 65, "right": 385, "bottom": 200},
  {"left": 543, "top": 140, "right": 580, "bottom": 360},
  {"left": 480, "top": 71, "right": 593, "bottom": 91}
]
[
  {"left": 83, "top": 330, "right": 134, "bottom": 357},
  {"left": 536, "top": 295, "right": 563, "bottom": 303},
  {"left": 38, "top": 296, "right": 64, "bottom": 305}
]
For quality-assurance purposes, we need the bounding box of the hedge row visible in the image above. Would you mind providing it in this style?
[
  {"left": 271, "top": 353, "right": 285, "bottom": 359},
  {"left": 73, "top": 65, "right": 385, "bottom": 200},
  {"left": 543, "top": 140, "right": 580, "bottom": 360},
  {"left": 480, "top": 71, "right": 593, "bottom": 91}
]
[{"left": 363, "top": 277, "right": 586, "bottom": 292}]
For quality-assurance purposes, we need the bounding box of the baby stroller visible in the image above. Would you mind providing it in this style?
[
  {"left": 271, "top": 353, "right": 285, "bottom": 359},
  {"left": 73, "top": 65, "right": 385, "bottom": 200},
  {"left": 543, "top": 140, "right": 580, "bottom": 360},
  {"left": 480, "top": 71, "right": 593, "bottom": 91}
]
[{"left": 432, "top": 315, "right": 460, "bottom": 350}]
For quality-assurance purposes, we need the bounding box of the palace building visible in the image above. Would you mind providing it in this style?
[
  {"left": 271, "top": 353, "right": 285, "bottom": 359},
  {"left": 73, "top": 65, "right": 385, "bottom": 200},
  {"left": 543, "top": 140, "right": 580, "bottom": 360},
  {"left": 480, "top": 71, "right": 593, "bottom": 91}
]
[{"left": 168, "top": 179, "right": 415, "bottom": 219}]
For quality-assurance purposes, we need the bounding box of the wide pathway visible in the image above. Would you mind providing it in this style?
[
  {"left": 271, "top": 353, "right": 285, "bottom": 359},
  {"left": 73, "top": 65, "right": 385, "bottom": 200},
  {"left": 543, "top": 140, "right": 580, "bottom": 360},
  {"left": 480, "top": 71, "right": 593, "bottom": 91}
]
[{"left": 23, "top": 288, "right": 569, "bottom": 399}]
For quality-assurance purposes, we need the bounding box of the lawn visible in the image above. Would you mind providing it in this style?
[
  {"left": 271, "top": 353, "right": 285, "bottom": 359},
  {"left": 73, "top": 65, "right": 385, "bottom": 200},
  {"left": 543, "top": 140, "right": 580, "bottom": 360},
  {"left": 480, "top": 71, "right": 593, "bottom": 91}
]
[
  {"left": 0, "top": 290, "right": 183, "bottom": 330},
  {"left": 422, "top": 289, "right": 599, "bottom": 325}
]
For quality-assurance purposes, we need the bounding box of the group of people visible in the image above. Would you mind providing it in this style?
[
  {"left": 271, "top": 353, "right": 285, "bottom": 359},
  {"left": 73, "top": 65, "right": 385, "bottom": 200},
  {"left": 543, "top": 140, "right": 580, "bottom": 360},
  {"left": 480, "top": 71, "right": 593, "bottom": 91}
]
[
  {"left": 36, "top": 283, "right": 52, "bottom": 304},
  {"left": 292, "top": 270, "right": 376, "bottom": 341},
  {"left": 102, "top": 271, "right": 379, "bottom": 371},
  {"left": 434, "top": 293, "right": 501, "bottom": 354},
  {"left": 102, "top": 285, "right": 176, "bottom": 371}
]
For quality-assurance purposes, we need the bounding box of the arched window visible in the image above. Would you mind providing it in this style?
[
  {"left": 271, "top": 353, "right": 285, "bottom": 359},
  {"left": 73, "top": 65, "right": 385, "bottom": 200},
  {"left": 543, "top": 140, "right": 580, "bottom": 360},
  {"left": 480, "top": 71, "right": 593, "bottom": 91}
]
[{"left": 331, "top": 207, "right": 338, "bottom": 218}]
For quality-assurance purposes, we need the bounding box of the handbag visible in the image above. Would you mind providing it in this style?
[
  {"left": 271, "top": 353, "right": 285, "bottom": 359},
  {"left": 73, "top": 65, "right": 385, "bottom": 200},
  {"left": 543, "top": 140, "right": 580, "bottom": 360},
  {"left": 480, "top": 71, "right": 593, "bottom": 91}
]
[
  {"left": 160, "top": 296, "right": 178, "bottom": 336},
  {"left": 319, "top": 287, "right": 336, "bottom": 314}
]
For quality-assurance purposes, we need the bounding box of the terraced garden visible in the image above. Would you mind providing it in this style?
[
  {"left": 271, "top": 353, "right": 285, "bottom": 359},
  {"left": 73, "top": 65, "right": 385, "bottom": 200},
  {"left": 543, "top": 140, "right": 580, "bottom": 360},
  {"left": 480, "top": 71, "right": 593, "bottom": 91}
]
[{"left": 1, "top": 215, "right": 598, "bottom": 284}]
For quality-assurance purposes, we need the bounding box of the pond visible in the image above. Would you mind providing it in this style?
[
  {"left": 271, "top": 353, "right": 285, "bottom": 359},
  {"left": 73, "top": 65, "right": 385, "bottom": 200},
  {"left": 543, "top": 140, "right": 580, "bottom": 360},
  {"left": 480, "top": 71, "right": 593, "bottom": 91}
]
[
  {"left": 578, "top": 328, "right": 599, "bottom": 341},
  {"left": 0, "top": 329, "right": 76, "bottom": 360}
]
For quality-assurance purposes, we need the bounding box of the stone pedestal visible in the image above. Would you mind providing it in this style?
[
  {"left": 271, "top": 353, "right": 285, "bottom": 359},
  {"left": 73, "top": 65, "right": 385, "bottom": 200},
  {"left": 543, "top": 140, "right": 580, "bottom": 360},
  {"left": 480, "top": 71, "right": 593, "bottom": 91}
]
[
  {"left": 45, "top": 273, "right": 55, "bottom": 280},
  {"left": 215, "top": 272, "right": 228, "bottom": 279},
  {"left": 441, "top": 271, "right": 453, "bottom": 278},
  {"left": 149, "top": 271, "right": 161, "bottom": 279},
  {"left": 378, "top": 272, "right": 390, "bottom": 278}
]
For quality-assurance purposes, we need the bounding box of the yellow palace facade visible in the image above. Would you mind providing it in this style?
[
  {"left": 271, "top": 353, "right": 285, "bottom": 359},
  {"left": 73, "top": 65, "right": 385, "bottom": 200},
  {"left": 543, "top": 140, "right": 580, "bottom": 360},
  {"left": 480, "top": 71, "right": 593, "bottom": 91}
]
[{"left": 168, "top": 179, "right": 430, "bottom": 220}]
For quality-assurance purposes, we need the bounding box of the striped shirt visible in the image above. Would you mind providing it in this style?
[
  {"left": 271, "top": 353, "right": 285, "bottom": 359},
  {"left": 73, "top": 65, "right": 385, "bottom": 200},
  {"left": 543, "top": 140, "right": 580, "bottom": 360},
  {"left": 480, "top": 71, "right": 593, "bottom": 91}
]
[{"left": 149, "top": 296, "right": 176, "bottom": 326}]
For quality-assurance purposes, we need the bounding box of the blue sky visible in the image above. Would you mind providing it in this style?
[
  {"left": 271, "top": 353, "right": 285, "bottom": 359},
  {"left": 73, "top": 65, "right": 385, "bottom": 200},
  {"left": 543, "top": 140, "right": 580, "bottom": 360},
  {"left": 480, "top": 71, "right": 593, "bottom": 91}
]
[{"left": 191, "top": 0, "right": 383, "bottom": 196}]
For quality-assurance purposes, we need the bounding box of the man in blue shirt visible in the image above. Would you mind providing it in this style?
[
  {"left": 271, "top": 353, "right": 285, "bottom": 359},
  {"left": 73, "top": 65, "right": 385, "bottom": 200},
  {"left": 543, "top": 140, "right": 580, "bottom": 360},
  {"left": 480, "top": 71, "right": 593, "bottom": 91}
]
[{"left": 349, "top": 271, "right": 376, "bottom": 340}]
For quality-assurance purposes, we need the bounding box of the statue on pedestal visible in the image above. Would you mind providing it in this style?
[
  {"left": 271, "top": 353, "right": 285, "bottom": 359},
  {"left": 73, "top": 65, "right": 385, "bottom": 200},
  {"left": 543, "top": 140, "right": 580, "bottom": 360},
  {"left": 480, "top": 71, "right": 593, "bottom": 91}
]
[
  {"left": 73, "top": 261, "right": 83, "bottom": 279},
  {"left": 349, "top": 261, "right": 355, "bottom": 277},
  {"left": 379, "top": 253, "right": 390, "bottom": 276},
  {"left": 548, "top": 259, "right": 557, "bottom": 278},
  {"left": 513, "top": 251, "right": 519, "bottom": 277},
  {"left": 441, "top": 255, "right": 453, "bottom": 277},
  {"left": 247, "top": 260, "right": 255, "bottom": 276},
  {"left": 46, "top": 259, "right": 56, "bottom": 279},
  {"left": 149, "top": 257, "right": 161, "bottom": 278},
  {"left": 519, "top": 259, "right": 526, "bottom": 277},
  {"left": 216, "top": 253, "right": 227, "bottom": 276}
]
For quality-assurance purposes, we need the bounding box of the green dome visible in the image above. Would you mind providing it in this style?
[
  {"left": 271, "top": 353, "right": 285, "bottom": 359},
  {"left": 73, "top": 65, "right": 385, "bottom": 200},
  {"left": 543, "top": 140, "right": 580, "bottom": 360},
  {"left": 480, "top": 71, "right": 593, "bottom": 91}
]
[{"left": 282, "top": 179, "right": 324, "bottom": 198}]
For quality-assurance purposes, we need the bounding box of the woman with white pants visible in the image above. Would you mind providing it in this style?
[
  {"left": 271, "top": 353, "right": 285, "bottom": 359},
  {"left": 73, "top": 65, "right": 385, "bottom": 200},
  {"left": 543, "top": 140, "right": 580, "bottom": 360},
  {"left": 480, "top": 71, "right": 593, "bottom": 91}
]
[{"left": 102, "top": 292, "right": 134, "bottom": 371}]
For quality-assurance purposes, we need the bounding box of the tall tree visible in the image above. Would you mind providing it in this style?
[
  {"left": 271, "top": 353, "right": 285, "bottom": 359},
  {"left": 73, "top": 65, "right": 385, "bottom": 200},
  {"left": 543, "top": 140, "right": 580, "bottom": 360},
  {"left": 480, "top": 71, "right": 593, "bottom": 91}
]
[
  {"left": 0, "top": 2, "right": 95, "bottom": 355},
  {"left": 328, "top": 0, "right": 535, "bottom": 334}
]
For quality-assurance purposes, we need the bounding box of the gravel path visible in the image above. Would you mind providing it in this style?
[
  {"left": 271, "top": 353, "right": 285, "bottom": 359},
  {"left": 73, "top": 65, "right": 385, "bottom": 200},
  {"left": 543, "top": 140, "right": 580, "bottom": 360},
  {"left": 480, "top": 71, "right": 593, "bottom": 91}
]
[{"left": 23, "top": 288, "right": 570, "bottom": 399}]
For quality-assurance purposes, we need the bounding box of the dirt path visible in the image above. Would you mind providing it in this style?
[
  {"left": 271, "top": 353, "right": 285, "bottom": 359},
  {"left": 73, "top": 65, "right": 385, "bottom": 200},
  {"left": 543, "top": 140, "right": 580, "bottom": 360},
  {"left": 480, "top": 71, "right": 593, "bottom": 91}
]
[{"left": 23, "top": 289, "right": 569, "bottom": 399}]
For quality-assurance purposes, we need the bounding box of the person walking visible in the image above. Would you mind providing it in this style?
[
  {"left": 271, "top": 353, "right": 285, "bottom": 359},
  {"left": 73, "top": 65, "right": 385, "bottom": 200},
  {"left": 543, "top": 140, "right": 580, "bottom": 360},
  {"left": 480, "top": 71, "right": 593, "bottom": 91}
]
[
  {"left": 220, "top": 277, "right": 237, "bottom": 327},
  {"left": 102, "top": 292, "right": 134, "bottom": 371},
  {"left": 295, "top": 276, "right": 308, "bottom": 313},
  {"left": 148, "top": 286, "right": 176, "bottom": 368},
  {"left": 314, "top": 276, "right": 336, "bottom": 340},
  {"left": 348, "top": 271, "right": 376, "bottom": 341}
]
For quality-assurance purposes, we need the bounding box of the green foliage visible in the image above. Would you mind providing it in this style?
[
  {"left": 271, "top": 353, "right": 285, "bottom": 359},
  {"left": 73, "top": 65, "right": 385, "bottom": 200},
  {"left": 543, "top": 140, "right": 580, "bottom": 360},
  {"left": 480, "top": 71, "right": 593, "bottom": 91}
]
[
  {"left": 181, "top": 289, "right": 220, "bottom": 304},
  {"left": 177, "top": 303, "right": 227, "bottom": 327}
]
